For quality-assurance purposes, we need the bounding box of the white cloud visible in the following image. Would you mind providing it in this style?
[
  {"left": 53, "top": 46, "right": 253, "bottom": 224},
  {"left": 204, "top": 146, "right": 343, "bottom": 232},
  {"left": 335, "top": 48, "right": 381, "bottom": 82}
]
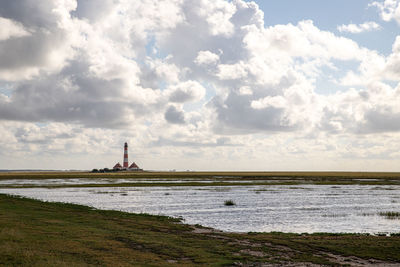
[
  {"left": 0, "top": 0, "right": 393, "bottom": 135},
  {"left": 1, "top": 0, "right": 400, "bottom": 170},
  {"left": 201, "top": 0, "right": 236, "bottom": 36},
  {"left": 0, "top": 0, "right": 79, "bottom": 81},
  {"left": 238, "top": 86, "right": 252, "bottom": 95},
  {"left": 383, "top": 36, "right": 400, "bottom": 80},
  {"left": 251, "top": 96, "right": 287, "bottom": 109},
  {"left": 166, "top": 80, "right": 206, "bottom": 103},
  {"left": 0, "top": 17, "right": 30, "bottom": 41},
  {"left": 337, "top": 21, "right": 381, "bottom": 33},
  {"left": 318, "top": 81, "right": 400, "bottom": 134},
  {"left": 217, "top": 61, "right": 248, "bottom": 80},
  {"left": 370, "top": 0, "right": 400, "bottom": 24},
  {"left": 194, "top": 50, "right": 220, "bottom": 66}
]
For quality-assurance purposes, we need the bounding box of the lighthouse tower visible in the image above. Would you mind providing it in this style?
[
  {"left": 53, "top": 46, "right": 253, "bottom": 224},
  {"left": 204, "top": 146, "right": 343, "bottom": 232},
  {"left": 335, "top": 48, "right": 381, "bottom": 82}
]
[{"left": 123, "top": 142, "right": 129, "bottom": 168}]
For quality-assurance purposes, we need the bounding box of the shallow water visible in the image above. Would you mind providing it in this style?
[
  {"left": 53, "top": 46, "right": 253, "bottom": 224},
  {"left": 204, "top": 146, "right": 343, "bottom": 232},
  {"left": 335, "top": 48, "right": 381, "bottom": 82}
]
[
  {"left": 0, "top": 178, "right": 200, "bottom": 185},
  {"left": 1, "top": 184, "right": 400, "bottom": 233},
  {"left": 0, "top": 178, "right": 265, "bottom": 186}
]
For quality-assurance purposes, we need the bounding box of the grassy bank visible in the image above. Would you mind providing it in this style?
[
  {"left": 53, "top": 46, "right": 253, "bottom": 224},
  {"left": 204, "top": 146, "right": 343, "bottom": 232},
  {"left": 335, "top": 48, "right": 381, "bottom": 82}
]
[
  {"left": 1, "top": 171, "right": 400, "bottom": 188},
  {"left": 1, "top": 194, "right": 400, "bottom": 266}
]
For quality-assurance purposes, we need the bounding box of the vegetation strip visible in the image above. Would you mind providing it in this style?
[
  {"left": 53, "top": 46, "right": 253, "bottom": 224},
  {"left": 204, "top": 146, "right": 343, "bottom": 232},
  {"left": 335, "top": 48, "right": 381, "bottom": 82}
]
[
  {"left": 2, "top": 171, "right": 400, "bottom": 188},
  {"left": 1, "top": 194, "right": 400, "bottom": 266},
  {"left": 2, "top": 171, "right": 400, "bottom": 180},
  {"left": 379, "top": 212, "right": 400, "bottom": 219}
]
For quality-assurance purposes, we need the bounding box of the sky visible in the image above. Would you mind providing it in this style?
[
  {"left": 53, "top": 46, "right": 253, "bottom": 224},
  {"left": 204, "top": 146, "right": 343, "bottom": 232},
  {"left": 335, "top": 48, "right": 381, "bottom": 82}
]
[{"left": 1, "top": 0, "right": 400, "bottom": 171}]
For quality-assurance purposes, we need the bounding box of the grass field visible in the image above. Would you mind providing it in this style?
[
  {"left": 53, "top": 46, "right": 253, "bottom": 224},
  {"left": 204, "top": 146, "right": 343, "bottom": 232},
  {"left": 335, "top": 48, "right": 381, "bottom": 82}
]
[
  {"left": 1, "top": 171, "right": 400, "bottom": 188},
  {"left": 1, "top": 194, "right": 400, "bottom": 266}
]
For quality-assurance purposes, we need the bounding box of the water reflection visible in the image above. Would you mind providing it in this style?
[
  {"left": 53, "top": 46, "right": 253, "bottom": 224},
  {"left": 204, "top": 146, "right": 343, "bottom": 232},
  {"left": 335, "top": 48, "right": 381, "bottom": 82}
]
[{"left": 1, "top": 184, "right": 400, "bottom": 233}]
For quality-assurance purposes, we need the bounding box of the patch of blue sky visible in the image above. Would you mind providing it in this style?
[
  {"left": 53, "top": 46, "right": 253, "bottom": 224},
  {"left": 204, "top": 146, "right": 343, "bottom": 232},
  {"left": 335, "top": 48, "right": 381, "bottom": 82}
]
[
  {"left": 158, "top": 81, "right": 168, "bottom": 91},
  {"left": 145, "top": 34, "right": 169, "bottom": 59},
  {"left": 255, "top": 0, "right": 397, "bottom": 55},
  {"left": 145, "top": 35, "right": 157, "bottom": 56},
  {"left": 0, "top": 83, "right": 13, "bottom": 97},
  {"left": 35, "top": 122, "right": 49, "bottom": 128},
  {"left": 131, "top": 35, "right": 158, "bottom": 66},
  {"left": 202, "top": 81, "right": 217, "bottom": 101},
  {"left": 256, "top": 0, "right": 369, "bottom": 29},
  {"left": 382, "top": 80, "right": 400, "bottom": 89},
  {"left": 336, "top": 21, "right": 399, "bottom": 56},
  {"left": 314, "top": 59, "right": 363, "bottom": 94},
  {"left": 253, "top": 0, "right": 398, "bottom": 94}
]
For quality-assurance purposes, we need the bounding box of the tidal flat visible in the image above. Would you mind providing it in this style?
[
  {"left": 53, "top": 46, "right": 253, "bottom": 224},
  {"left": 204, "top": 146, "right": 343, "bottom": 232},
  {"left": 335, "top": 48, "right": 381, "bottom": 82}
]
[
  {"left": 2, "top": 184, "right": 400, "bottom": 233},
  {"left": 1, "top": 171, "right": 400, "bottom": 265},
  {"left": 2, "top": 194, "right": 400, "bottom": 266},
  {"left": 2, "top": 171, "right": 400, "bottom": 186}
]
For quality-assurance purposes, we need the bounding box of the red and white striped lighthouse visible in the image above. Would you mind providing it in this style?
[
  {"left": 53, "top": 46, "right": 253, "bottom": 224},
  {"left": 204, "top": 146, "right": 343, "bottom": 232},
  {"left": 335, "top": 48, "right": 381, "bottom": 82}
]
[{"left": 123, "top": 142, "right": 129, "bottom": 168}]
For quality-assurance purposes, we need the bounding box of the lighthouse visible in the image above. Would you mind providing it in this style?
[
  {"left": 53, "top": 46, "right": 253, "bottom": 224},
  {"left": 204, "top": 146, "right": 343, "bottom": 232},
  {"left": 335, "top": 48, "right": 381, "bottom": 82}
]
[
  {"left": 112, "top": 142, "right": 142, "bottom": 171},
  {"left": 123, "top": 142, "right": 129, "bottom": 168}
]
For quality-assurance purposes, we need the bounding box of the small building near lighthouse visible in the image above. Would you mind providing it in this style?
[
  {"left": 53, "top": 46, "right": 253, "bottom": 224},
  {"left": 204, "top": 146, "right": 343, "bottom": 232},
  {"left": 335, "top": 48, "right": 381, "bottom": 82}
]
[
  {"left": 113, "top": 162, "right": 122, "bottom": 170},
  {"left": 129, "top": 162, "right": 140, "bottom": 171}
]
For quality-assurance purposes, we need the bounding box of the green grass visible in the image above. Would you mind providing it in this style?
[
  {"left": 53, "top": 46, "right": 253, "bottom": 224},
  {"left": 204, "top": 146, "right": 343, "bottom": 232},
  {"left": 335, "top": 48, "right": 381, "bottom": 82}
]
[
  {"left": 1, "top": 194, "right": 400, "bottom": 266},
  {"left": 0, "top": 194, "right": 239, "bottom": 266}
]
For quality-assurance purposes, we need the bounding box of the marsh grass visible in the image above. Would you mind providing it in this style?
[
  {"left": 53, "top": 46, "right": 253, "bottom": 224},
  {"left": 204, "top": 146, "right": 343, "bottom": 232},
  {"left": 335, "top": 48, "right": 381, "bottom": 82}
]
[
  {"left": 379, "top": 211, "right": 400, "bottom": 219},
  {"left": 322, "top": 214, "right": 347, "bottom": 218},
  {"left": 360, "top": 212, "right": 375, "bottom": 217},
  {"left": 1, "top": 171, "right": 400, "bottom": 187},
  {"left": 2, "top": 179, "right": 400, "bottom": 189},
  {"left": 224, "top": 200, "right": 235, "bottom": 206}
]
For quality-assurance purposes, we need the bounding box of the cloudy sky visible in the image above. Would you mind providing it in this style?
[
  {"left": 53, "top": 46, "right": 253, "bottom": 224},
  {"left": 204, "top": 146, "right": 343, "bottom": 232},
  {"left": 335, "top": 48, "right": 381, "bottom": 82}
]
[{"left": 1, "top": 0, "right": 400, "bottom": 171}]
